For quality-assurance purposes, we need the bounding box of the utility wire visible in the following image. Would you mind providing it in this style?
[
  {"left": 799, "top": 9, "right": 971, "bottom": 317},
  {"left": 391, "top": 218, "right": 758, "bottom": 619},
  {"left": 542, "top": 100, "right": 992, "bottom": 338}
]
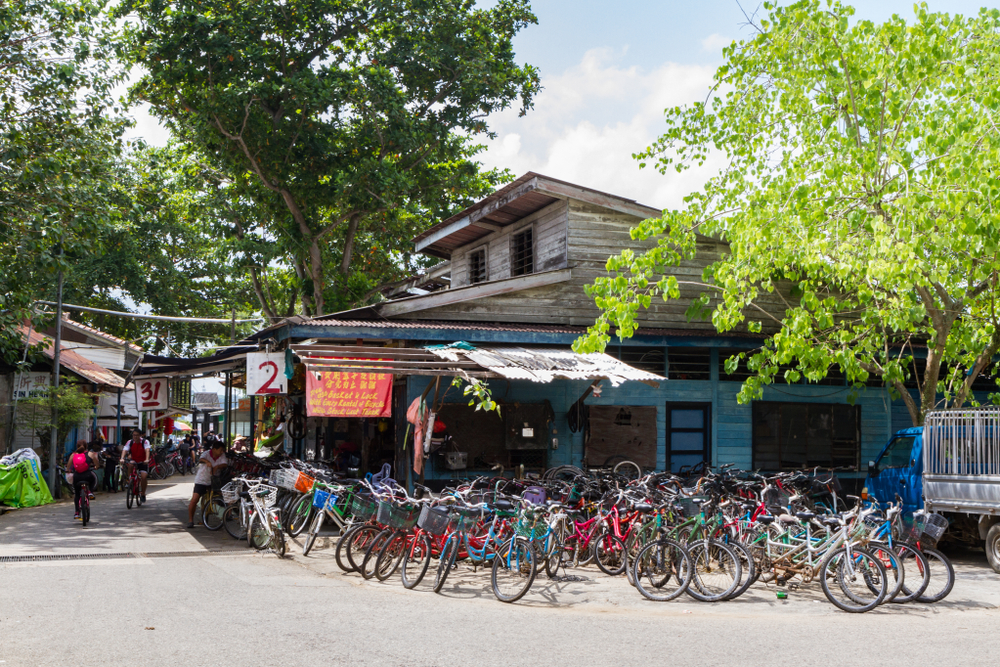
[{"left": 35, "top": 301, "right": 265, "bottom": 324}]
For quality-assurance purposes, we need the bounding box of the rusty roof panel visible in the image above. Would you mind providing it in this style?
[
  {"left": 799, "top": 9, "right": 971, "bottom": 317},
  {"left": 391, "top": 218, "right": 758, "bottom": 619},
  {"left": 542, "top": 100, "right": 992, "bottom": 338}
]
[{"left": 19, "top": 325, "right": 127, "bottom": 389}]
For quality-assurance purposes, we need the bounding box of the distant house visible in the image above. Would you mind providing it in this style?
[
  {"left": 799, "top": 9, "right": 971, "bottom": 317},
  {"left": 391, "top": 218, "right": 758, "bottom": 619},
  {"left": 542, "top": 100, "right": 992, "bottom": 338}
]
[{"left": 1, "top": 316, "right": 142, "bottom": 455}]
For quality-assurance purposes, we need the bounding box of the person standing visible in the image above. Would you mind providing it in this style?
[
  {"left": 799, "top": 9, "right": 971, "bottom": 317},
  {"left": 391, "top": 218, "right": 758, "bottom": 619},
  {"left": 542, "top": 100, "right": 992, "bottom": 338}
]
[
  {"left": 187, "top": 438, "right": 228, "bottom": 529},
  {"left": 103, "top": 438, "right": 122, "bottom": 492},
  {"left": 178, "top": 435, "right": 192, "bottom": 474},
  {"left": 122, "top": 429, "right": 151, "bottom": 503}
]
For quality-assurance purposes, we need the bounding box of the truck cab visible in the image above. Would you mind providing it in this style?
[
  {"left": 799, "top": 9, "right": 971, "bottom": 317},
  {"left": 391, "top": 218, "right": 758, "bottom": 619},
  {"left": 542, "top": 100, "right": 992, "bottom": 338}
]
[{"left": 864, "top": 427, "right": 924, "bottom": 514}]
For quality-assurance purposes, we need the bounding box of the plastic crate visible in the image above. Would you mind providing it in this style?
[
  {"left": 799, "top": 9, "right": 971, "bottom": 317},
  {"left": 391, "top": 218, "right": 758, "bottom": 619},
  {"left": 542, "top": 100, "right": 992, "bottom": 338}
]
[{"left": 418, "top": 505, "right": 451, "bottom": 536}]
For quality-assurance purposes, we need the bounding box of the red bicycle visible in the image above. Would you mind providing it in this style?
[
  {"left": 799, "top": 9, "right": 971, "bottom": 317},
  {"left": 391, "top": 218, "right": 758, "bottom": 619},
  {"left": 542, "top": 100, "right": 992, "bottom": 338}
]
[{"left": 125, "top": 464, "right": 144, "bottom": 509}]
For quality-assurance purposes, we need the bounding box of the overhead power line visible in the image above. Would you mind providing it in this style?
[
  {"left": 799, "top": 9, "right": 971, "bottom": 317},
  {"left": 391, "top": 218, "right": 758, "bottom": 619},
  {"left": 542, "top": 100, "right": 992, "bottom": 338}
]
[{"left": 35, "top": 301, "right": 266, "bottom": 325}]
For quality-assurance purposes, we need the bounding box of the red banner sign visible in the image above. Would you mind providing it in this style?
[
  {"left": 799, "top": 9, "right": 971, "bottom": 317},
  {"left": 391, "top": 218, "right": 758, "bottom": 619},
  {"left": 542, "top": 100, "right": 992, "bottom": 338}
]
[{"left": 306, "top": 366, "right": 392, "bottom": 418}]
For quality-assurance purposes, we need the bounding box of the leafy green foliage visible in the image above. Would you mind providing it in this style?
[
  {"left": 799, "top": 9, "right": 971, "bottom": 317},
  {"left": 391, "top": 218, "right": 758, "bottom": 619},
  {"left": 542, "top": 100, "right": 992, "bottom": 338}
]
[
  {"left": 578, "top": 1, "right": 1000, "bottom": 425},
  {"left": 118, "top": 0, "right": 540, "bottom": 315},
  {"left": 0, "top": 0, "right": 129, "bottom": 364}
]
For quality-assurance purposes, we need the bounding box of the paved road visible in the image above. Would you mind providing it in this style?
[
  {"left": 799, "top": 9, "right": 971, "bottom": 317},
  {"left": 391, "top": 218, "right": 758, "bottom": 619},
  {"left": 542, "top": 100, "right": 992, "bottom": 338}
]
[{"left": 3, "top": 482, "right": 1000, "bottom": 666}]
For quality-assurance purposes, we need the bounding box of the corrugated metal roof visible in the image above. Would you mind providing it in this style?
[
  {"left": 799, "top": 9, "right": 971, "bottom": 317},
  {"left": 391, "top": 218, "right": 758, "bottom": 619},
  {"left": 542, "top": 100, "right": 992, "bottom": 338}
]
[
  {"left": 299, "top": 317, "right": 763, "bottom": 340},
  {"left": 19, "top": 326, "right": 127, "bottom": 389},
  {"left": 427, "top": 344, "right": 664, "bottom": 387},
  {"left": 63, "top": 317, "right": 143, "bottom": 354}
]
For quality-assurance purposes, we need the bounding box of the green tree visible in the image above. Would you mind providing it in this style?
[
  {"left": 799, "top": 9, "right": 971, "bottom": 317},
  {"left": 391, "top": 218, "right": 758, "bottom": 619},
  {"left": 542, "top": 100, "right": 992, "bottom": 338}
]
[
  {"left": 18, "top": 384, "right": 96, "bottom": 453},
  {"left": 0, "top": 0, "right": 129, "bottom": 362},
  {"left": 577, "top": 1, "right": 1000, "bottom": 426},
  {"left": 117, "top": 0, "right": 540, "bottom": 315}
]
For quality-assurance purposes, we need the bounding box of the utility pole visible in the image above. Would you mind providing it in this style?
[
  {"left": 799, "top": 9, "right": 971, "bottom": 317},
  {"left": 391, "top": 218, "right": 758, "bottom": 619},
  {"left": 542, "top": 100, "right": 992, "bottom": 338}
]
[{"left": 48, "top": 246, "right": 64, "bottom": 497}]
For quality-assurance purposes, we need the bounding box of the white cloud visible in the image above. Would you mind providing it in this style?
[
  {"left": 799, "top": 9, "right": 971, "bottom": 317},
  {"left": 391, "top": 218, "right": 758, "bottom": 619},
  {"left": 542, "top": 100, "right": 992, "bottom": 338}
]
[
  {"left": 701, "top": 33, "right": 734, "bottom": 54},
  {"left": 478, "top": 48, "right": 725, "bottom": 211}
]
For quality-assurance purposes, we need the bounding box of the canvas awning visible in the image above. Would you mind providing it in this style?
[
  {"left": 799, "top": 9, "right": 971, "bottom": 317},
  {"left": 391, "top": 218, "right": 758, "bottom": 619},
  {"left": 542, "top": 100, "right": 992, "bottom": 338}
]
[{"left": 292, "top": 342, "right": 662, "bottom": 388}]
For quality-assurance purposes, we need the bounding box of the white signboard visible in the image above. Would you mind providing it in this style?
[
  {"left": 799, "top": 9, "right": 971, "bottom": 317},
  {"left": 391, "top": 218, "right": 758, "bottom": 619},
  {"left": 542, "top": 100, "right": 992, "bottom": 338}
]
[
  {"left": 12, "top": 372, "right": 50, "bottom": 400},
  {"left": 247, "top": 352, "right": 287, "bottom": 396},
  {"left": 135, "top": 378, "right": 169, "bottom": 411}
]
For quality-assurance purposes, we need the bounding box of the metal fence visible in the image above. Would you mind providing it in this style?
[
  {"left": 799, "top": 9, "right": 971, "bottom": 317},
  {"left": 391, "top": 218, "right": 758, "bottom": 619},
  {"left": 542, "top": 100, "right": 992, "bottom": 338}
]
[{"left": 924, "top": 407, "right": 1000, "bottom": 476}]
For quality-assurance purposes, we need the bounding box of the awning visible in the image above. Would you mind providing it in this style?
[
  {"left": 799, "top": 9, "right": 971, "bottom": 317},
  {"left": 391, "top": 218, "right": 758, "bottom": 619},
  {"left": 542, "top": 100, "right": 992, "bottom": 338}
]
[{"left": 292, "top": 342, "right": 662, "bottom": 388}]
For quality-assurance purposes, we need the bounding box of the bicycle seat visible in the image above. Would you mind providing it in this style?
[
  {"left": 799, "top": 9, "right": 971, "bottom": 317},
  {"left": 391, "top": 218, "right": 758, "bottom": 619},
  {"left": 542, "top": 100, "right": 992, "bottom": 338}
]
[
  {"left": 795, "top": 512, "right": 816, "bottom": 521},
  {"left": 778, "top": 513, "right": 800, "bottom": 524},
  {"left": 757, "top": 515, "right": 775, "bottom": 525},
  {"left": 239, "top": 492, "right": 251, "bottom": 500},
  {"left": 633, "top": 504, "right": 654, "bottom": 513},
  {"left": 823, "top": 517, "right": 842, "bottom": 528},
  {"left": 493, "top": 500, "right": 514, "bottom": 511}
]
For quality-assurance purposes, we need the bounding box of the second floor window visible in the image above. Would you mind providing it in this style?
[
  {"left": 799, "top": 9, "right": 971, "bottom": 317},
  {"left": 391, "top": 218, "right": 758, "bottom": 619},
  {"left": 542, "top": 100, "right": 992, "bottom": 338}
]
[
  {"left": 468, "top": 247, "right": 487, "bottom": 284},
  {"left": 511, "top": 227, "right": 534, "bottom": 276}
]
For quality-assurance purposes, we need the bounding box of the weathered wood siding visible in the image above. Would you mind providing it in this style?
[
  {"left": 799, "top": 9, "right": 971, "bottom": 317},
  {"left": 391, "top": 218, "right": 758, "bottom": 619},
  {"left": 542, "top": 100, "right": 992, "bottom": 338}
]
[
  {"left": 450, "top": 200, "right": 568, "bottom": 288},
  {"left": 405, "top": 197, "right": 792, "bottom": 330}
]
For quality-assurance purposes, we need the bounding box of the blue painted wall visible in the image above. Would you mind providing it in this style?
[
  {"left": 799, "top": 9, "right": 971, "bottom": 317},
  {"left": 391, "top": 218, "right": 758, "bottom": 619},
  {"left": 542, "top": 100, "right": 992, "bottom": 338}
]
[{"left": 406, "top": 366, "right": 900, "bottom": 480}]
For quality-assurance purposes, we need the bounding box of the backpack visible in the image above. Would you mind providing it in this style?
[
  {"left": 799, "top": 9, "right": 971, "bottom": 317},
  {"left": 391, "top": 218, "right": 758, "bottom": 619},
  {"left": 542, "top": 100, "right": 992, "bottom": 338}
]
[{"left": 72, "top": 452, "right": 90, "bottom": 474}]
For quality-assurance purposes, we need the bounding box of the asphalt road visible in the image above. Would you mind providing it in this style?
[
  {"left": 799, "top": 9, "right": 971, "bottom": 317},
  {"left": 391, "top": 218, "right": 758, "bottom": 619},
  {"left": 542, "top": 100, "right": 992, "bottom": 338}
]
[{"left": 2, "top": 481, "right": 1000, "bottom": 666}]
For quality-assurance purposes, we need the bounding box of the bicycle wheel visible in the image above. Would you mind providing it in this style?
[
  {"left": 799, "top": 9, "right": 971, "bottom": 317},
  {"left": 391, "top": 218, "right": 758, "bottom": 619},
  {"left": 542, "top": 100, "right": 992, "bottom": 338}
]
[
  {"left": 287, "top": 495, "right": 314, "bottom": 537},
  {"left": 545, "top": 533, "right": 569, "bottom": 578},
  {"left": 594, "top": 532, "right": 628, "bottom": 576},
  {"left": 892, "top": 543, "right": 931, "bottom": 603},
  {"left": 820, "top": 546, "right": 887, "bottom": 613},
  {"left": 632, "top": 538, "right": 693, "bottom": 602},
  {"left": 402, "top": 534, "right": 432, "bottom": 589},
  {"left": 433, "top": 536, "right": 461, "bottom": 593},
  {"left": 345, "top": 525, "right": 381, "bottom": 573},
  {"left": 914, "top": 546, "right": 955, "bottom": 603},
  {"left": 613, "top": 460, "right": 642, "bottom": 480},
  {"left": 360, "top": 529, "right": 394, "bottom": 580},
  {"left": 491, "top": 538, "right": 537, "bottom": 603},
  {"left": 336, "top": 525, "right": 363, "bottom": 572},
  {"left": 202, "top": 496, "right": 226, "bottom": 531},
  {"left": 81, "top": 501, "right": 90, "bottom": 527},
  {"left": 685, "top": 539, "right": 742, "bottom": 602},
  {"left": 867, "top": 541, "right": 906, "bottom": 603},
  {"left": 223, "top": 505, "right": 247, "bottom": 540},
  {"left": 303, "top": 511, "right": 324, "bottom": 556},
  {"left": 125, "top": 483, "right": 134, "bottom": 509},
  {"left": 269, "top": 516, "right": 287, "bottom": 557},
  {"left": 375, "top": 532, "right": 407, "bottom": 582},
  {"left": 248, "top": 513, "right": 271, "bottom": 550},
  {"left": 723, "top": 540, "right": 756, "bottom": 601}
]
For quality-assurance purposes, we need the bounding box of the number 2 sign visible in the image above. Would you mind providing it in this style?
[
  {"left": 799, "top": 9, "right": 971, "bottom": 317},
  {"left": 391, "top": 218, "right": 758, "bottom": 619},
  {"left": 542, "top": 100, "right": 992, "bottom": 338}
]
[
  {"left": 135, "top": 378, "right": 168, "bottom": 411},
  {"left": 247, "top": 352, "right": 287, "bottom": 396}
]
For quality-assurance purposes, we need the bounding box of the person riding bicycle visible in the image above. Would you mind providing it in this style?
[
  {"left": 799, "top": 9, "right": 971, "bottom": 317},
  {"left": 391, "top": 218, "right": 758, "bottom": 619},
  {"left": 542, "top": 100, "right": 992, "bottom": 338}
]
[
  {"left": 186, "top": 436, "right": 228, "bottom": 529},
  {"left": 122, "top": 429, "right": 151, "bottom": 503},
  {"left": 68, "top": 441, "right": 99, "bottom": 520}
]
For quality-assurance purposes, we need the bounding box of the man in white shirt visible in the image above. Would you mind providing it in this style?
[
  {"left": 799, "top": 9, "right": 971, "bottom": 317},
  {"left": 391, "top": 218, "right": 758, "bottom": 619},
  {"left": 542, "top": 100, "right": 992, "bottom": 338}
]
[{"left": 186, "top": 438, "right": 228, "bottom": 529}]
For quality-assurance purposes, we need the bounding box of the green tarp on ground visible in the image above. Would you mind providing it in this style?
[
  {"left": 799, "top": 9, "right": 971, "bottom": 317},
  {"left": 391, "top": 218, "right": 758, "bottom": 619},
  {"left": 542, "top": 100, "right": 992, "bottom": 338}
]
[{"left": 0, "top": 458, "right": 54, "bottom": 508}]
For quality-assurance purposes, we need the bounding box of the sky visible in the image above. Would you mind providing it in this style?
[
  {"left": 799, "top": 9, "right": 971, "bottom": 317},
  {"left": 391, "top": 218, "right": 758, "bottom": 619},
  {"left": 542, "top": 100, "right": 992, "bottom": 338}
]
[{"left": 126, "top": 0, "right": 1000, "bottom": 211}]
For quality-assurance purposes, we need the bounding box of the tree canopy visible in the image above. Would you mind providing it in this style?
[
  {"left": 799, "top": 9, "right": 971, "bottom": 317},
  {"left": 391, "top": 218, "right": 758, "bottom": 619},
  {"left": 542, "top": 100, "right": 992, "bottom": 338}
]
[
  {"left": 576, "top": 1, "right": 1000, "bottom": 426},
  {"left": 118, "top": 0, "right": 540, "bottom": 316}
]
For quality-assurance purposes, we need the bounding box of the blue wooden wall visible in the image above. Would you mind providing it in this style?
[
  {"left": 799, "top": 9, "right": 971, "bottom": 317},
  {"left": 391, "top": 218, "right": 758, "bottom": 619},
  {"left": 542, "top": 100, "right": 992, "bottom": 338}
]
[{"left": 406, "top": 363, "right": 901, "bottom": 480}]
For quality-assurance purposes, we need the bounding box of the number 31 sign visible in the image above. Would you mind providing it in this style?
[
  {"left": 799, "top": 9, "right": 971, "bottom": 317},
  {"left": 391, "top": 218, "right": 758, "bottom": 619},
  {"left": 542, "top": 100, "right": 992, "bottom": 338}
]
[
  {"left": 247, "top": 352, "right": 287, "bottom": 395},
  {"left": 136, "top": 378, "right": 168, "bottom": 411}
]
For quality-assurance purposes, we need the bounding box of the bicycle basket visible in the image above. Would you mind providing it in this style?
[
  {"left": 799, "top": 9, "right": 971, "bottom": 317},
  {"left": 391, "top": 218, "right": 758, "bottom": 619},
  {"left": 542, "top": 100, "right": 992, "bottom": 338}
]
[
  {"left": 250, "top": 483, "right": 278, "bottom": 509},
  {"left": 894, "top": 513, "right": 925, "bottom": 544},
  {"left": 919, "top": 511, "right": 949, "bottom": 545},
  {"left": 313, "top": 489, "right": 337, "bottom": 510},
  {"left": 376, "top": 500, "right": 393, "bottom": 525},
  {"left": 270, "top": 467, "right": 298, "bottom": 491},
  {"left": 762, "top": 487, "right": 790, "bottom": 512},
  {"left": 450, "top": 507, "right": 483, "bottom": 533},
  {"left": 386, "top": 503, "right": 420, "bottom": 530},
  {"left": 295, "top": 473, "right": 315, "bottom": 494},
  {"left": 350, "top": 494, "right": 378, "bottom": 521},
  {"left": 417, "top": 505, "right": 451, "bottom": 536},
  {"left": 675, "top": 497, "right": 704, "bottom": 518},
  {"left": 220, "top": 481, "right": 241, "bottom": 506}
]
